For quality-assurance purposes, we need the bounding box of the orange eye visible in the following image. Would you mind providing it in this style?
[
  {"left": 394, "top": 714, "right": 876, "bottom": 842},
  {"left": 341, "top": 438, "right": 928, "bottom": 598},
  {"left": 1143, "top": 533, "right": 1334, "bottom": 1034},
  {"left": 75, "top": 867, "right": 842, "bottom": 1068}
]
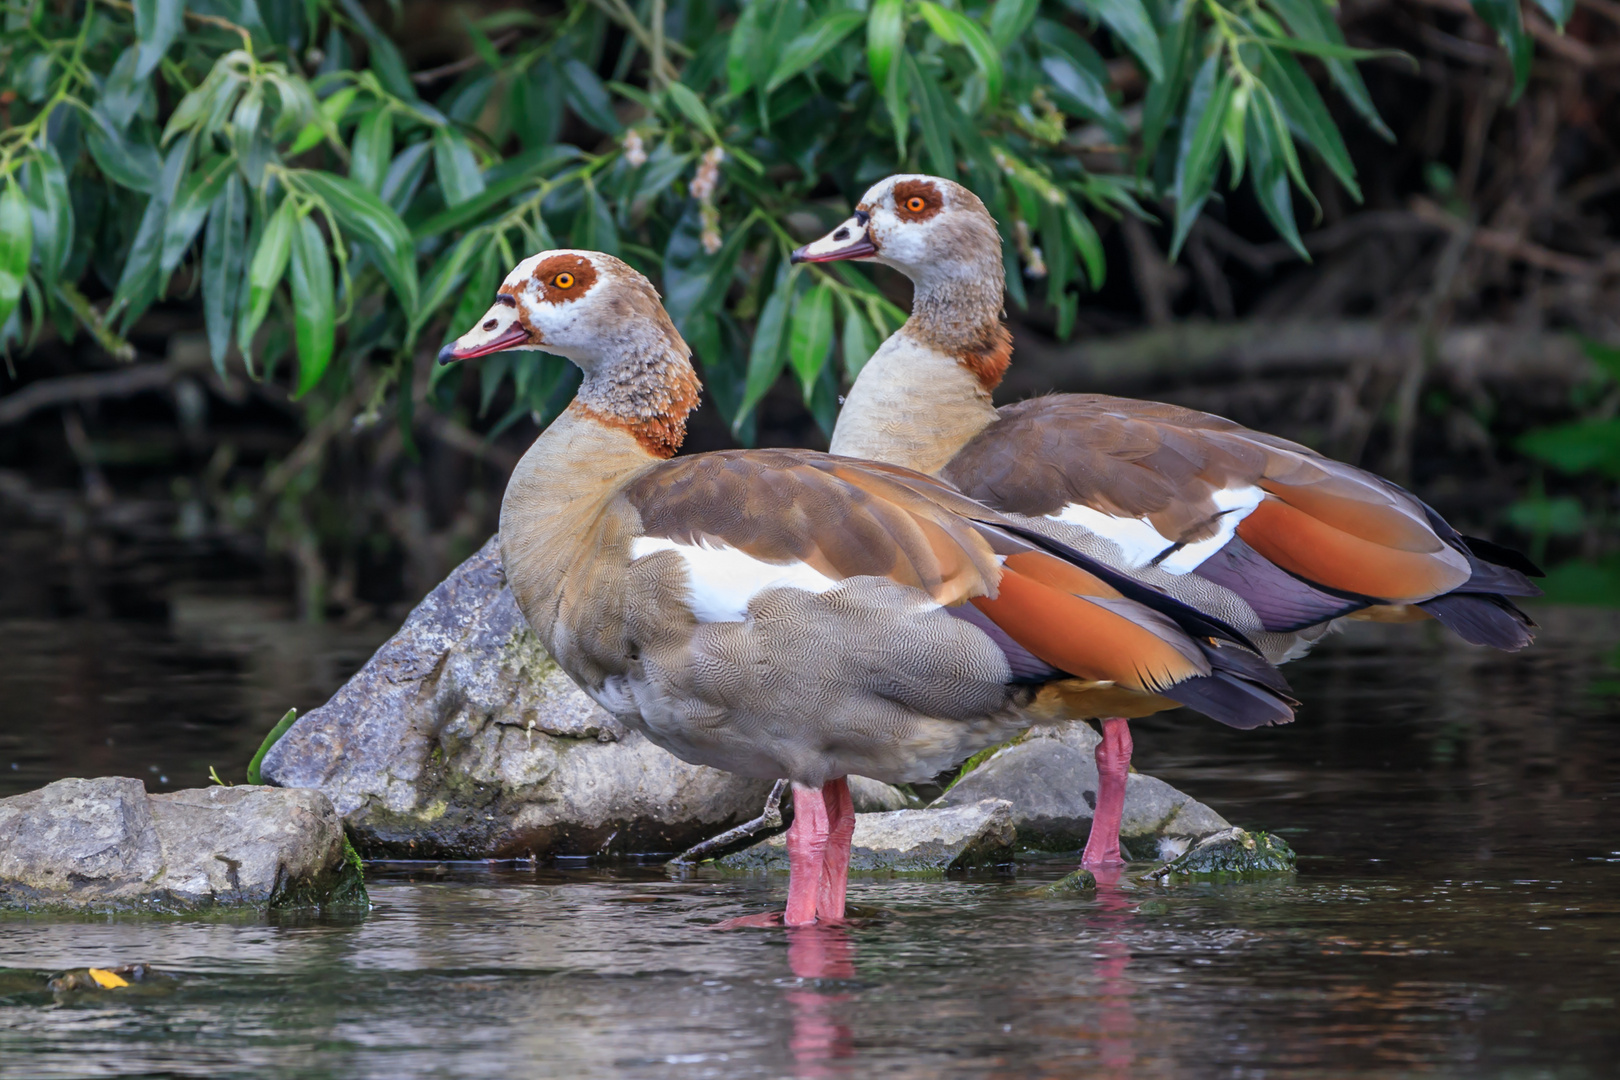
[
  {"left": 554, "top": 272, "right": 575, "bottom": 289},
  {"left": 906, "top": 196, "right": 927, "bottom": 212}
]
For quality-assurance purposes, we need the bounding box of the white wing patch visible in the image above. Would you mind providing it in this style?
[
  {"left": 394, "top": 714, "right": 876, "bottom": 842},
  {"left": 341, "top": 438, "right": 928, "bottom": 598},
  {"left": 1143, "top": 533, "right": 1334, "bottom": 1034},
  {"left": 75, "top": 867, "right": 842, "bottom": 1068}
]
[
  {"left": 1048, "top": 486, "right": 1263, "bottom": 575},
  {"left": 631, "top": 536, "right": 841, "bottom": 623}
]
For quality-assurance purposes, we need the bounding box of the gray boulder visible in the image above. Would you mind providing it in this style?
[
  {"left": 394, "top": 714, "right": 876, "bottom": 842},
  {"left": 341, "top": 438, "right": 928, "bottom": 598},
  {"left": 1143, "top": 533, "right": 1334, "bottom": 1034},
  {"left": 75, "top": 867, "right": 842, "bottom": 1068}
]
[
  {"left": 847, "top": 776, "right": 918, "bottom": 813},
  {"left": 718, "top": 798, "right": 1016, "bottom": 874},
  {"left": 261, "top": 536, "right": 776, "bottom": 859},
  {"left": 932, "top": 725, "right": 1230, "bottom": 861},
  {"left": 0, "top": 778, "right": 362, "bottom": 912}
]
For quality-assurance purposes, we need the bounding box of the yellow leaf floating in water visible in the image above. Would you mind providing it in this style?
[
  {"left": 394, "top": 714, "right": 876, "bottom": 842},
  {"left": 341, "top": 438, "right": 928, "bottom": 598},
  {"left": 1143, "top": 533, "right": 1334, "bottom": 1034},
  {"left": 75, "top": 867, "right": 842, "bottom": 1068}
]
[{"left": 88, "top": 968, "right": 130, "bottom": 989}]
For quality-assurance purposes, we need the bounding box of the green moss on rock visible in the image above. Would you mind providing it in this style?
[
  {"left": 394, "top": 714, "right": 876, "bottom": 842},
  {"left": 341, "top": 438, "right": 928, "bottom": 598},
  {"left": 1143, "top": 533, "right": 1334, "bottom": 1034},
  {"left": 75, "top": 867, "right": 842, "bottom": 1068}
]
[{"left": 1144, "top": 828, "right": 1296, "bottom": 879}]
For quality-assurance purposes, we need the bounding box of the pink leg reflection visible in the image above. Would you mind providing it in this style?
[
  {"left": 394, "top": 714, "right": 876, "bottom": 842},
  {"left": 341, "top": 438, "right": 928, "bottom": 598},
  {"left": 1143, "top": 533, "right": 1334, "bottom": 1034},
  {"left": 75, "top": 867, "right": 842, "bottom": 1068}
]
[
  {"left": 1090, "top": 865, "right": 1139, "bottom": 1078},
  {"left": 784, "top": 924, "right": 855, "bottom": 1077}
]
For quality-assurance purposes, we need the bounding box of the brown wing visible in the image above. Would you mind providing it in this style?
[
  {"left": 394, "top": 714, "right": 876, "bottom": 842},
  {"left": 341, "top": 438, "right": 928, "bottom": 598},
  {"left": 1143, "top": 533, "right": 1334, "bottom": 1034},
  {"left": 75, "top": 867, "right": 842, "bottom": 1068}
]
[
  {"left": 622, "top": 448, "right": 1219, "bottom": 696},
  {"left": 943, "top": 394, "right": 1472, "bottom": 604}
]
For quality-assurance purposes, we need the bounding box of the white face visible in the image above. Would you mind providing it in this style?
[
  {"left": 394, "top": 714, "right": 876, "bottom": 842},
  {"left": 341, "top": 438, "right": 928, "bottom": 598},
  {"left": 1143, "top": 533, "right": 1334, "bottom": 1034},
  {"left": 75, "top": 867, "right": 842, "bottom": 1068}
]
[
  {"left": 791, "top": 174, "right": 962, "bottom": 278},
  {"left": 437, "top": 249, "right": 612, "bottom": 365}
]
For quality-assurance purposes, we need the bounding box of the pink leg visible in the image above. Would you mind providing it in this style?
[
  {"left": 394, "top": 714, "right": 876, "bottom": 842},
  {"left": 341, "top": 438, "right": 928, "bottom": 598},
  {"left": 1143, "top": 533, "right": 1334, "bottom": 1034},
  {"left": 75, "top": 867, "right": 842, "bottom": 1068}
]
[
  {"left": 1082, "top": 717, "right": 1133, "bottom": 869},
  {"left": 816, "top": 779, "right": 855, "bottom": 922},
  {"left": 784, "top": 782, "right": 831, "bottom": 927}
]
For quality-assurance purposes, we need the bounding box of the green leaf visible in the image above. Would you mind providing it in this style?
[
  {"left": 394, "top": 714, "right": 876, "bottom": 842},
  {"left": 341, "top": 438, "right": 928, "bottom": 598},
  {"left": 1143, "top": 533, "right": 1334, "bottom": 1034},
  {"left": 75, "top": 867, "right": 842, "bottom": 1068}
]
[
  {"left": 663, "top": 81, "right": 720, "bottom": 142},
  {"left": 1518, "top": 418, "right": 1620, "bottom": 477},
  {"left": 1531, "top": 0, "right": 1575, "bottom": 28},
  {"left": 1470, "top": 0, "right": 1532, "bottom": 100},
  {"left": 294, "top": 170, "right": 420, "bottom": 311},
  {"left": 1246, "top": 86, "right": 1309, "bottom": 260},
  {"left": 989, "top": 0, "right": 1040, "bottom": 50},
  {"left": 288, "top": 213, "right": 335, "bottom": 398},
  {"left": 288, "top": 84, "right": 353, "bottom": 156},
  {"left": 1254, "top": 44, "right": 1360, "bottom": 201},
  {"left": 1577, "top": 335, "right": 1620, "bottom": 382},
  {"left": 0, "top": 180, "right": 34, "bottom": 333},
  {"left": 202, "top": 175, "right": 247, "bottom": 373},
  {"left": 936, "top": 7, "right": 1004, "bottom": 103},
  {"left": 867, "top": 0, "right": 906, "bottom": 92},
  {"left": 1222, "top": 83, "right": 1249, "bottom": 186},
  {"left": 1139, "top": 15, "right": 1198, "bottom": 168},
  {"left": 351, "top": 107, "right": 393, "bottom": 192},
  {"left": 788, "top": 281, "right": 835, "bottom": 401},
  {"left": 1077, "top": 0, "right": 1164, "bottom": 82},
  {"left": 662, "top": 203, "right": 749, "bottom": 331},
  {"left": 839, "top": 293, "right": 878, "bottom": 378},
  {"left": 238, "top": 196, "right": 297, "bottom": 359},
  {"left": 908, "top": 55, "right": 957, "bottom": 180},
  {"left": 84, "top": 107, "right": 163, "bottom": 192},
  {"left": 161, "top": 155, "right": 236, "bottom": 274},
  {"left": 245, "top": 709, "right": 297, "bottom": 786},
  {"left": 22, "top": 146, "right": 72, "bottom": 284},
  {"left": 1064, "top": 204, "right": 1106, "bottom": 289},
  {"left": 431, "top": 127, "right": 487, "bottom": 207},
  {"left": 727, "top": 0, "right": 772, "bottom": 97},
  {"left": 562, "top": 58, "right": 624, "bottom": 134},
  {"left": 134, "top": 0, "right": 185, "bottom": 79},
  {"left": 575, "top": 184, "right": 620, "bottom": 256},
  {"left": 1170, "top": 54, "right": 1232, "bottom": 259},
  {"left": 1035, "top": 21, "right": 1127, "bottom": 136},
  {"left": 917, "top": 2, "right": 962, "bottom": 43},
  {"left": 766, "top": 11, "right": 866, "bottom": 93},
  {"left": 418, "top": 231, "right": 483, "bottom": 331},
  {"left": 1261, "top": 0, "right": 1393, "bottom": 141},
  {"left": 111, "top": 133, "right": 194, "bottom": 327},
  {"left": 736, "top": 266, "right": 796, "bottom": 428}
]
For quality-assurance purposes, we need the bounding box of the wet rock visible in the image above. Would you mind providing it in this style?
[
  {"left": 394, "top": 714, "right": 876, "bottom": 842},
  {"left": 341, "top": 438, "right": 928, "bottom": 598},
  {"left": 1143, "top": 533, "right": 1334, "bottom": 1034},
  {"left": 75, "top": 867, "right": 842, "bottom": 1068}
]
[
  {"left": 1142, "top": 827, "right": 1296, "bottom": 879},
  {"left": 718, "top": 799, "right": 1016, "bottom": 874},
  {"left": 260, "top": 536, "right": 776, "bottom": 859},
  {"left": 847, "top": 776, "right": 918, "bottom": 813},
  {"left": 47, "top": 965, "right": 163, "bottom": 993},
  {"left": 1039, "top": 868, "right": 1098, "bottom": 894},
  {"left": 931, "top": 726, "right": 1231, "bottom": 861},
  {"left": 0, "top": 778, "right": 362, "bottom": 913}
]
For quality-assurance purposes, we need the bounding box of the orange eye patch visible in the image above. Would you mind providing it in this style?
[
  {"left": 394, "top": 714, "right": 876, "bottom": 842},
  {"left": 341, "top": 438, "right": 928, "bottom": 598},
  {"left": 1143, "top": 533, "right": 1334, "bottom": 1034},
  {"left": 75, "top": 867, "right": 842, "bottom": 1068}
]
[
  {"left": 555, "top": 271, "right": 575, "bottom": 289},
  {"left": 906, "top": 196, "right": 926, "bottom": 212}
]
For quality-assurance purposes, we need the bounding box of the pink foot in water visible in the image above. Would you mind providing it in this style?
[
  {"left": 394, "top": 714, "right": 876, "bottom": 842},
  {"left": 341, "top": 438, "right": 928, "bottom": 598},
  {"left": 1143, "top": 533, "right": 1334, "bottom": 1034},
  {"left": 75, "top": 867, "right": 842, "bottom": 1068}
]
[
  {"left": 1081, "top": 717, "right": 1133, "bottom": 871},
  {"left": 713, "top": 779, "right": 857, "bottom": 929}
]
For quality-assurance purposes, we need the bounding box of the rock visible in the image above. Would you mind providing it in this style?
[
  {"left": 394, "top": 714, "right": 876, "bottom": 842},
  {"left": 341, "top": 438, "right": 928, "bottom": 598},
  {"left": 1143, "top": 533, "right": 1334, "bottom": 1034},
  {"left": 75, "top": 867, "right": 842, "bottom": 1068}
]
[
  {"left": 1142, "top": 827, "right": 1296, "bottom": 878},
  {"left": 261, "top": 536, "right": 776, "bottom": 859},
  {"left": 847, "top": 776, "right": 917, "bottom": 813},
  {"left": 718, "top": 799, "right": 1016, "bottom": 874},
  {"left": 931, "top": 725, "right": 1231, "bottom": 861},
  {"left": 1039, "top": 868, "right": 1098, "bottom": 894},
  {"left": 0, "top": 778, "right": 362, "bottom": 913}
]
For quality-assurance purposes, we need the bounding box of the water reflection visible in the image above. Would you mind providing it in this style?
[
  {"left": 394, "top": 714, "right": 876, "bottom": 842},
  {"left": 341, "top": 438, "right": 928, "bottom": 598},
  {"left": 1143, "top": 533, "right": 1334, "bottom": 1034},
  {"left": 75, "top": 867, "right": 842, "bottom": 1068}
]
[
  {"left": 1090, "top": 868, "right": 1138, "bottom": 1080},
  {"left": 783, "top": 926, "right": 856, "bottom": 1077}
]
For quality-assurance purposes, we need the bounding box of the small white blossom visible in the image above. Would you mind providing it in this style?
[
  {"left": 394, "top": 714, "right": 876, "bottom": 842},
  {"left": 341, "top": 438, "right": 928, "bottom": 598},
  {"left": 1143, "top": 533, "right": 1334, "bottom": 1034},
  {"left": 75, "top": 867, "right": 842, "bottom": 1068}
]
[{"left": 624, "top": 129, "right": 648, "bottom": 167}]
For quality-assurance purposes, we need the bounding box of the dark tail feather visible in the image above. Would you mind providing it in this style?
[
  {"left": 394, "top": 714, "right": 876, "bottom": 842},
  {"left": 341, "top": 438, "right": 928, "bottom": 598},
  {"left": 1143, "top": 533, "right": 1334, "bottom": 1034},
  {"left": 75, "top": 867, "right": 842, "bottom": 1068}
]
[
  {"left": 1163, "top": 670, "right": 1296, "bottom": 730},
  {"left": 1193, "top": 536, "right": 1368, "bottom": 632},
  {"left": 1460, "top": 535, "right": 1544, "bottom": 579},
  {"left": 1200, "top": 634, "right": 1296, "bottom": 698},
  {"left": 1419, "top": 593, "right": 1536, "bottom": 650}
]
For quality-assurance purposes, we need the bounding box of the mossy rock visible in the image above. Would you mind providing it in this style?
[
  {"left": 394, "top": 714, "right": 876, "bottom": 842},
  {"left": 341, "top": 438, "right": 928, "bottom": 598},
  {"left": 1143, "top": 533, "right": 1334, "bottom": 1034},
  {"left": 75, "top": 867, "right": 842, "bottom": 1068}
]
[
  {"left": 1143, "top": 828, "right": 1296, "bottom": 879},
  {"left": 1036, "top": 868, "right": 1097, "bottom": 895}
]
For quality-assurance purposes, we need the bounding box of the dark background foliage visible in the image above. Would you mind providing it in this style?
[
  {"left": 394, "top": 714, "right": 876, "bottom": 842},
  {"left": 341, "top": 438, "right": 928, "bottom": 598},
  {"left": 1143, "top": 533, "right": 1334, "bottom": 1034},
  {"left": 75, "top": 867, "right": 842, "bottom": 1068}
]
[{"left": 1, "top": 0, "right": 1618, "bottom": 626}]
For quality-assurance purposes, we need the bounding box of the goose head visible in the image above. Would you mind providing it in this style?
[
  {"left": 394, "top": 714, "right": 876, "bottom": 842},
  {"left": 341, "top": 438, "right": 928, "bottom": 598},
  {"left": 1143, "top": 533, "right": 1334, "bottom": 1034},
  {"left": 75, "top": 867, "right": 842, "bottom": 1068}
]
[
  {"left": 438, "top": 249, "right": 700, "bottom": 458},
  {"left": 437, "top": 250, "right": 682, "bottom": 375},
  {"left": 790, "top": 175, "right": 1001, "bottom": 287}
]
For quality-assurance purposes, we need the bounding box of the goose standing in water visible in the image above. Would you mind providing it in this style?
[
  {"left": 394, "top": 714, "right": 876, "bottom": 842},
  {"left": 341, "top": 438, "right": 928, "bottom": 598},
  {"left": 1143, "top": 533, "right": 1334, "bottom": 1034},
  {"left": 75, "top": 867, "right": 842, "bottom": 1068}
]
[
  {"left": 438, "top": 249, "right": 1296, "bottom": 924},
  {"left": 793, "top": 176, "right": 1540, "bottom": 867}
]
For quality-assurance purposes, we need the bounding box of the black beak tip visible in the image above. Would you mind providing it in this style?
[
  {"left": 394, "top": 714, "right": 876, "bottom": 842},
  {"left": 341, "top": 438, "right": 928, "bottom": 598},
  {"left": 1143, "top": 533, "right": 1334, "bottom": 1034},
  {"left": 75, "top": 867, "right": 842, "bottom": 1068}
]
[
  {"left": 788, "top": 247, "right": 808, "bottom": 265},
  {"left": 436, "top": 343, "right": 461, "bottom": 366}
]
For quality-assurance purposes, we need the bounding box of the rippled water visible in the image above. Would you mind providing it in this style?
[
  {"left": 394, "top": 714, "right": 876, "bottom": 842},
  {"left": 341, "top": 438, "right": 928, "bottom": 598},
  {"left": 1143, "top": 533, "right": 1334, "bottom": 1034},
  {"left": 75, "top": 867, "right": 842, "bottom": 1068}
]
[{"left": 2, "top": 596, "right": 1619, "bottom": 1078}]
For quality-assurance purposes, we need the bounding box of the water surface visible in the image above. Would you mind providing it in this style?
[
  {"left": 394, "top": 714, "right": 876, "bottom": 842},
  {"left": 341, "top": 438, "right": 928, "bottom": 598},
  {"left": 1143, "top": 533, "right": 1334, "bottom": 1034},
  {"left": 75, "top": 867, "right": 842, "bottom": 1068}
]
[{"left": 2, "top": 598, "right": 1618, "bottom": 1078}]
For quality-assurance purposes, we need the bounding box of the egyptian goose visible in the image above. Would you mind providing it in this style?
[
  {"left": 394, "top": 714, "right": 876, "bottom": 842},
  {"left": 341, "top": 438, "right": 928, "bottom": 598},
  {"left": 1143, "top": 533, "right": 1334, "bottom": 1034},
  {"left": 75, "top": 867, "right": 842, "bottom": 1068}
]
[
  {"left": 793, "top": 175, "right": 1540, "bottom": 868},
  {"left": 437, "top": 249, "right": 1296, "bottom": 924}
]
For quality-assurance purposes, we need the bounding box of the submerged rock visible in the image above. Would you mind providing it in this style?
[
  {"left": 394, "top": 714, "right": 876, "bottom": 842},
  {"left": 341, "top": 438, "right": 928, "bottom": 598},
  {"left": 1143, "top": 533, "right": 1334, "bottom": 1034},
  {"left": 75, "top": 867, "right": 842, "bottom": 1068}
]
[
  {"left": 718, "top": 799, "right": 1016, "bottom": 874},
  {"left": 1142, "top": 827, "right": 1297, "bottom": 878},
  {"left": 0, "top": 778, "right": 362, "bottom": 913},
  {"left": 931, "top": 726, "right": 1231, "bottom": 860},
  {"left": 260, "top": 536, "right": 776, "bottom": 859}
]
